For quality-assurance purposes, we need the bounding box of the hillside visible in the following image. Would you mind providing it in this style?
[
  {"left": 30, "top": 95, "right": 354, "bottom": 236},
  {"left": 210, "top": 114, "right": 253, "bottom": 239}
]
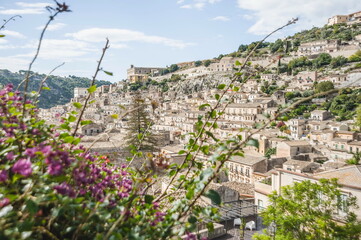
[
  {"left": 0, "top": 69, "right": 111, "bottom": 109},
  {"left": 225, "top": 23, "right": 361, "bottom": 58}
]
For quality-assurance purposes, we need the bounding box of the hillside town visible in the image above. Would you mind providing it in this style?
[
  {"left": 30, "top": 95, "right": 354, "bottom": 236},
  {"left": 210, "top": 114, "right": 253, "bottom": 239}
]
[{"left": 34, "top": 11, "right": 361, "bottom": 239}]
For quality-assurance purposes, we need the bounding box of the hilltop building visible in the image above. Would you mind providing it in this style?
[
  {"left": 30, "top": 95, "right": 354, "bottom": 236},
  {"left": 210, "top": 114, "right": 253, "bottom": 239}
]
[
  {"left": 127, "top": 65, "right": 165, "bottom": 83},
  {"left": 327, "top": 11, "right": 361, "bottom": 26}
]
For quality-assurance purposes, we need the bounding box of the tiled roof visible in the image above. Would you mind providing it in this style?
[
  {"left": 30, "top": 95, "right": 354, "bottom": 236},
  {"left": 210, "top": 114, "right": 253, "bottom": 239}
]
[{"left": 314, "top": 165, "right": 361, "bottom": 188}]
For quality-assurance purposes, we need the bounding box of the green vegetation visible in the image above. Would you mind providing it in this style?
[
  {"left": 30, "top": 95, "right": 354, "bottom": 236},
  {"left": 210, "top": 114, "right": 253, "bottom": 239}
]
[
  {"left": 264, "top": 148, "right": 276, "bottom": 159},
  {"left": 314, "top": 81, "right": 334, "bottom": 93},
  {"left": 254, "top": 179, "right": 361, "bottom": 240},
  {"left": 0, "top": 69, "right": 111, "bottom": 108},
  {"left": 203, "top": 59, "right": 212, "bottom": 67},
  {"left": 346, "top": 152, "right": 361, "bottom": 165},
  {"left": 194, "top": 60, "right": 202, "bottom": 67},
  {"left": 291, "top": 23, "right": 361, "bottom": 44},
  {"left": 349, "top": 50, "right": 361, "bottom": 62},
  {"left": 260, "top": 81, "right": 278, "bottom": 95},
  {"left": 313, "top": 53, "right": 332, "bottom": 68},
  {"left": 125, "top": 92, "right": 157, "bottom": 151},
  {"left": 323, "top": 88, "right": 361, "bottom": 121}
]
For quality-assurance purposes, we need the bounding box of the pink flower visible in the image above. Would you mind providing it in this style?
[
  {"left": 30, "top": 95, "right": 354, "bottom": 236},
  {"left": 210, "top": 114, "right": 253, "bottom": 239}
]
[
  {"left": 0, "top": 170, "right": 8, "bottom": 182},
  {"left": 6, "top": 152, "right": 15, "bottom": 160},
  {"left": 0, "top": 198, "right": 10, "bottom": 208},
  {"left": 12, "top": 159, "right": 32, "bottom": 177}
]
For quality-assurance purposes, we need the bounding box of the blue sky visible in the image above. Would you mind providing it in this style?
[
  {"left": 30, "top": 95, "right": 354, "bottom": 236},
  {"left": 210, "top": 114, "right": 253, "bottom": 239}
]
[{"left": 0, "top": 0, "right": 359, "bottom": 81}]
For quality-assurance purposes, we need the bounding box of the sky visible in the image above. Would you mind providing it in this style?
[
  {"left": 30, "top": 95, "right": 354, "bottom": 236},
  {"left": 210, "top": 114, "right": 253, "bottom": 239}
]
[{"left": 0, "top": 0, "right": 359, "bottom": 82}]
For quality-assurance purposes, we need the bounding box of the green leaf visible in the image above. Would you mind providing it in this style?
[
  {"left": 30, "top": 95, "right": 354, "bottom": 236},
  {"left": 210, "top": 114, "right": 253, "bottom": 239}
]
[
  {"left": 217, "top": 84, "right": 226, "bottom": 90},
  {"left": 103, "top": 70, "right": 113, "bottom": 76},
  {"left": 80, "top": 120, "right": 93, "bottom": 126},
  {"left": 0, "top": 35, "right": 5, "bottom": 38},
  {"left": 87, "top": 85, "right": 97, "bottom": 93},
  {"left": 64, "top": 136, "right": 74, "bottom": 143},
  {"left": 246, "top": 138, "right": 259, "bottom": 149},
  {"left": 144, "top": 195, "right": 154, "bottom": 204},
  {"left": 42, "top": 86, "right": 50, "bottom": 90},
  {"left": 204, "top": 189, "right": 221, "bottom": 205},
  {"left": 178, "top": 150, "right": 186, "bottom": 155},
  {"left": 169, "top": 169, "right": 177, "bottom": 176},
  {"left": 68, "top": 115, "right": 76, "bottom": 122},
  {"left": 198, "top": 103, "right": 210, "bottom": 110},
  {"left": 73, "top": 102, "right": 82, "bottom": 109},
  {"left": 235, "top": 60, "right": 241, "bottom": 66},
  {"left": 110, "top": 114, "right": 118, "bottom": 119},
  {"left": 215, "top": 94, "right": 220, "bottom": 100},
  {"left": 188, "top": 215, "right": 197, "bottom": 224},
  {"left": 25, "top": 199, "right": 38, "bottom": 215}
]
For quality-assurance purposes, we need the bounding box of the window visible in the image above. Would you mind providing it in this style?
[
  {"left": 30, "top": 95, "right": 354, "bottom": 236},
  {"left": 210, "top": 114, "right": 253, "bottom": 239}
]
[
  {"left": 338, "top": 194, "right": 348, "bottom": 215},
  {"left": 246, "top": 168, "right": 250, "bottom": 177},
  {"left": 258, "top": 199, "right": 264, "bottom": 208}
]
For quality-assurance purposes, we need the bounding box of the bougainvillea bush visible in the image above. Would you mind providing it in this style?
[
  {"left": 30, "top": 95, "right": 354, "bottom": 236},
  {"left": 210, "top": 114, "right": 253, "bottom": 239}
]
[{"left": 0, "top": 84, "right": 194, "bottom": 239}]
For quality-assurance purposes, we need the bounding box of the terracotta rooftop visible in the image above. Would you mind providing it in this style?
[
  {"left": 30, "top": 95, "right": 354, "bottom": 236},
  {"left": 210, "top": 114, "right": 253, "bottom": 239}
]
[{"left": 314, "top": 165, "right": 361, "bottom": 188}]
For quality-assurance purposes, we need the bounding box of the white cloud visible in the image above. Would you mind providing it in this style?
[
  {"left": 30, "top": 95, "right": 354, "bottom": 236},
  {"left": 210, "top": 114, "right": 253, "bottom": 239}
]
[
  {"left": 179, "top": 0, "right": 221, "bottom": 10},
  {"left": 111, "top": 43, "right": 128, "bottom": 49},
  {"left": 37, "top": 23, "right": 66, "bottom": 31},
  {"left": 0, "top": 8, "right": 45, "bottom": 14},
  {"left": 66, "top": 28, "right": 194, "bottom": 49},
  {"left": 212, "top": 16, "right": 230, "bottom": 21},
  {"left": 0, "top": 30, "right": 26, "bottom": 39},
  {"left": 237, "top": 0, "right": 360, "bottom": 35},
  {"left": 180, "top": 4, "right": 192, "bottom": 9},
  {"left": 14, "top": 39, "right": 97, "bottom": 60},
  {"left": 177, "top": 0, "right": 185, "bottom": 4},
  {"left": 0, "top": 1, "right": 48, "bottom": 15},
  {"left": 15, "top": 2, "right": 49, "bottom": 8}
]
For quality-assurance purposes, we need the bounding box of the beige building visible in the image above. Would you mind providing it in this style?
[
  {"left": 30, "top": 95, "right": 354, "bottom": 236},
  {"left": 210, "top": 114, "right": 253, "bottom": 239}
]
[
  {"left": 276, "top": 141, "right": 313, "bottom": 158},
  {"left": 328, "top": 11, "right": 361, "bottom": 26},
  {"left": 328, "top": 15, "right": 349, "bottom": 25},
  {"left": 255, "top": 166, "right": 361, "bottom": 220},
  {"left": 226, "top": 152, "right": 267, "bottom": 184},
  {"left": 127, "top": 65, "right": 165, "bottom": 83},
  {"left": 297, "top": 40, "right": 340, "bottom": 56}
]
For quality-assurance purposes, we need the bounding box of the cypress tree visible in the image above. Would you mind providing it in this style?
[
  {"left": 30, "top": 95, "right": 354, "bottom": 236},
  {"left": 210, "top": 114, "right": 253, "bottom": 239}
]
[{"left": 125, "top": 92, "right": 157, "bottom": 151}]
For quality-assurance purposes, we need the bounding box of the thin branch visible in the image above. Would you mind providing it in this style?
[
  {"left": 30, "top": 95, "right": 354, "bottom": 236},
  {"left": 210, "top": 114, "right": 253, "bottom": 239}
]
[
  {"left": 178, "top": 83, "right": 361, "bottom": 220},
  {"left": 84, "top": 105, "right": 142, "bottom": 153},
  {"left": 157, "top": 18, "right": 298, "bottom": 202},
  {"left": 35, "top": 62, "right": 65, "bottom": 104},
  {"left": 19, "top": 1, "right": 70, "bottom": 115},
  {"left": 72, "top": 38, "right": 110, "bottom": 137},
  {"left": 0, "top": 15, "right": 22, "bottom": 31}
]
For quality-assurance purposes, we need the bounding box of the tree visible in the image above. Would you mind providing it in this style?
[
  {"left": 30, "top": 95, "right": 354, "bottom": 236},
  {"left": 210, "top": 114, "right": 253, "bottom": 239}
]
[
  {"left": 315, "top": 81, "right": 334, "bottom": 93},
  {"left": 125, "top": 92, "right": 157, "bottom": 151},
  {"left": 349, "top": 50, "right": 361, "bottom": 62},
  {"left": 356, "top": 105, "right": 361, "bottom": 131},
  {"left": 264, "top": 148, "right": 276, "bottom": 159},
  {"left": 330, "top": 56, "right": 347, "bottom": 68},
  {"left": 203, "top": 59, "right": 212, "bottom": 67},
  {"left": 238, "top": 44, "right": 248, "bottom": 52},
  {"left": 194, "top": 60, "right": 202, "bottom": 67},
  {"left": 346, "top": 151, "right": 361, "bottom": 165},
  {"left": 169, "top": 64, "right": 179, "bottom": 73},
  {"left": 254, "top": 179, "right": 361, "bottom": 240},
  {"left": 270, "top": 39, "right": 284, "bottom": 53},
  {"left": 313, "top": 53, "right": 332, "bottom": 68}
]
